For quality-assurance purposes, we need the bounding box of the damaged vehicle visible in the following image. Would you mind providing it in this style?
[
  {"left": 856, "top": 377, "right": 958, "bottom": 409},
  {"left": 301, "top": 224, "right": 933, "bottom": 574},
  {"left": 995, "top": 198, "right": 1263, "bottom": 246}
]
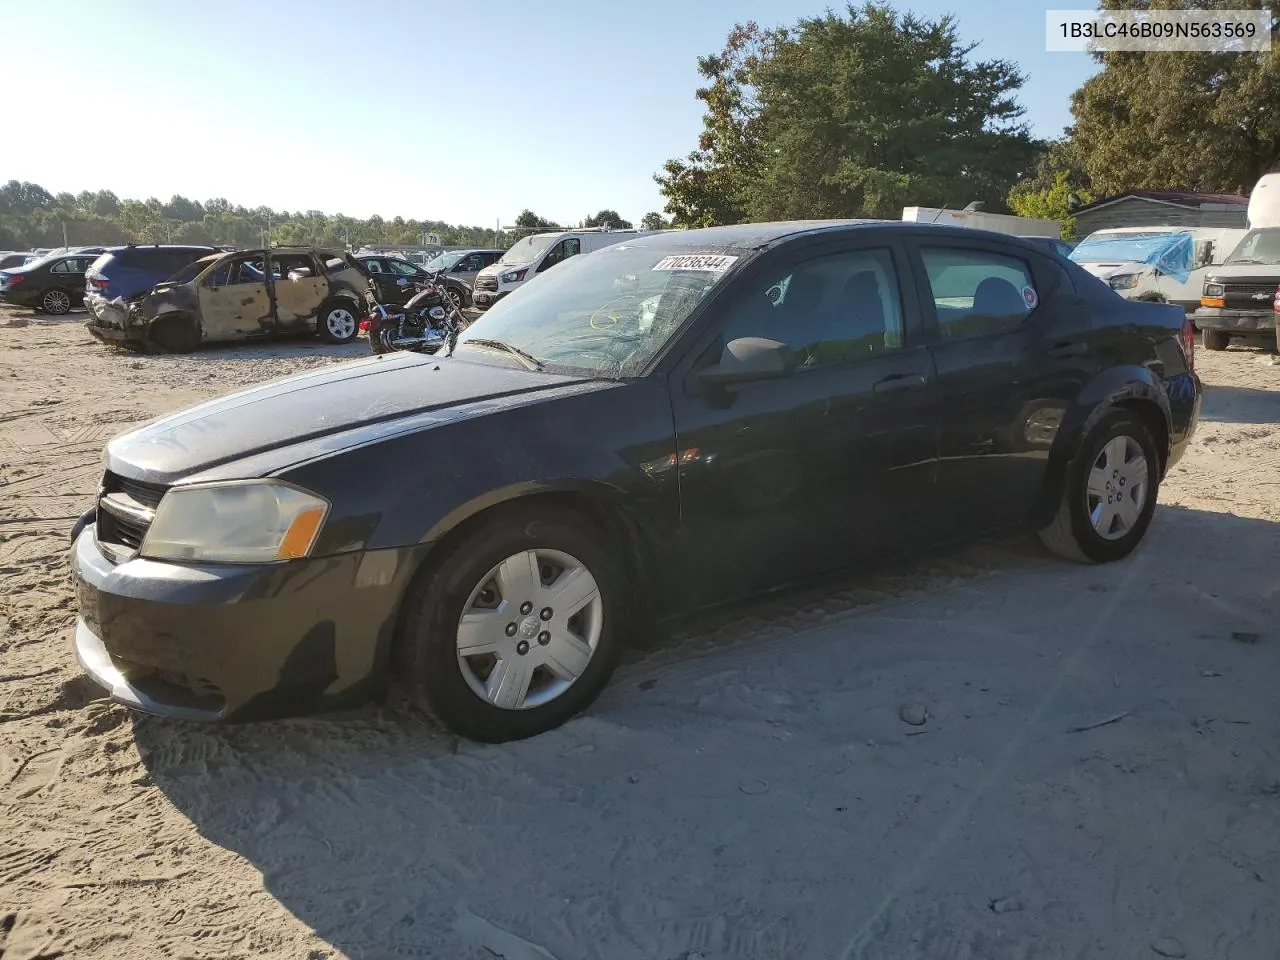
[
  {"left": 86, "top": 247, "right": 375, "bottom": 351},
  {"left": 84, "top": 244, "right": 217, "bottom": 325},
  {"left": 68, "top": 222, "right": 1200, "bottom": 743}
]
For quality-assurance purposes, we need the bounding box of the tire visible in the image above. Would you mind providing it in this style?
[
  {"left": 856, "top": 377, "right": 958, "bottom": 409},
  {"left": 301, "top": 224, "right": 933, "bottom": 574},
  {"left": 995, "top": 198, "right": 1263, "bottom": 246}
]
[
  {"left": 1038, "top": 410, "right": 1161, "bottom": 564},
  {"left": 41, "top": 288, "right": 72, "bottom": 315},
  {"left": 150, "top": 314, "right": 200, "bottom": 353},
  {"left": 446, "top": 285, "right": 467, "bottom": 310},
  {"left": 369, "top": 321, "right": 395, "bottom": 355},
  {"left": 394, "top": 504, "right": 628, "bottom": 742},
  {"left": 1202, "top": 328, "right": 1229, "bottom": 351},
  {"left": 317, "top": 300, "right": 360, "bottom": 343}
]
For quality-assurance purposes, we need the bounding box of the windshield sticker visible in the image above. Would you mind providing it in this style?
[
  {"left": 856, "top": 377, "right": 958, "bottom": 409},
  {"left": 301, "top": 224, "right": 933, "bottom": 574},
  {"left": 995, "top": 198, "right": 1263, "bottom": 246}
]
[
  {"left": 1022, "top": 285, "right": 1038, "bottom": 309},
  {"left": 652, "top": 254, "right": 739, "bottom": 273}
]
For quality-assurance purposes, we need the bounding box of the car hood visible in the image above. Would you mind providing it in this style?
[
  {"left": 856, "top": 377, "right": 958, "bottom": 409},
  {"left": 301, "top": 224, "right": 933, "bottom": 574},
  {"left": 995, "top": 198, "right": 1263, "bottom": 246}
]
[
  {"left": 479, "top": 261, "right": 527, "bottom": 277},
  {"left": 106, "top": 351, "right": 604, "bottom": 485},
  {"left": 1075, "top": 261, "right": 1145, "bottom": 280},
  {"left": 1204, "top": 263, "right": 1280, "bottom": 282}
]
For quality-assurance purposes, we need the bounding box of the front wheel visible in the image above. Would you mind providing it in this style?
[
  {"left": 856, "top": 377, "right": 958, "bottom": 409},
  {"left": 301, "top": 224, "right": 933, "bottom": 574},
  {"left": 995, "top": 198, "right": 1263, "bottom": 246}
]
[
  {"left": 1038, "top": 410, "right": 1160, "bottom": 563},
  {"left": 394, "top": 505, "right": 628, "bottom": 742},
  {"left": 368, "top": 320, "right": 396, "bottom": 354},
  {"left": 1202, "top": 328, "right": 1229, "bottom": 351},
  {"left": 318, "top": 301, "right": 359, "bottom": 343},
  {"left": 446, "top": 285, "right": 467, "bottom": 310}
]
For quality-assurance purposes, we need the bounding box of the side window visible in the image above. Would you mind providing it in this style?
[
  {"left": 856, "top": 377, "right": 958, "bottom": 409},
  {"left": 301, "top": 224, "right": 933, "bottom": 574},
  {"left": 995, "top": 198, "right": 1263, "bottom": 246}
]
[
  {"left": 563, "top": 238, "right": 581, "bottom": 258},
  {"left": 229, "top": 258, "right": 265, "bottom": 284},
  {"left": 920, "top": 247, "right": 1037, "bottom": 341},
  {"left": 456, "top": 256, "right": 480, "bottom": 272},
  {"left": 484, "top": 252, "right": 501, "bottom": 267},
  {"left": 537, "top": 241, "right": 566, "bottom": 273},
  {"left": 388, "top": 259, "right": 420, "bottom": 276},
  {"left": 206, "top": 262, "right": 231, "bottom": 286},
  {"left": 721, "top": 247, "right": 906, "bottom": 367},
  {"left": 365, "top": 259, "right": 384, "bottom": 274},
  {"left": 50, "top": 260, "right": 71, "bottom": 274}
]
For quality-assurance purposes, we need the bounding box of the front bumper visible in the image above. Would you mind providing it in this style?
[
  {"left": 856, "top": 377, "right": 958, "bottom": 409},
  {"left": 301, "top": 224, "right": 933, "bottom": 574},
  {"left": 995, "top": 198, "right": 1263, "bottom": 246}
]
[
  {"left": 1192, "top": 308, "right": 1275, "bottom": 332},
  {"left": 471, "top": 290, "right": 508, "bottom": 308},
  {"left": 70, "top": 526, "right": 422, "bottom": 721}
]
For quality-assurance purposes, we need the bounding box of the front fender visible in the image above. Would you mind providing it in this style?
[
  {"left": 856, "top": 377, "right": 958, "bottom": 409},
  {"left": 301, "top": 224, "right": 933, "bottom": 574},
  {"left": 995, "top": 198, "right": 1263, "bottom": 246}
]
[{"left": 1029, "top": 365, "right": 1171, "bottom": 528}]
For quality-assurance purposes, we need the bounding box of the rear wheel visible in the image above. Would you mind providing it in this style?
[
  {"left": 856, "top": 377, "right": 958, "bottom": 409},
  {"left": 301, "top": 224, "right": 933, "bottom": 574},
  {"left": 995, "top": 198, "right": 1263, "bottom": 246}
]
[
  {"left": 394, "top": 505, "right": 627, "bottom": 742},
  {"left": 318, "top": 300, "right": 359, "bottom": 343},
  {"left": 41, "top": 289, "right": 72, "bottom": 315},
  {"left": 369, "top": 321, "right": 396, "bottom": 354},
  {"left": 1038, "top": 410, "right": 1160, "bottom": 564},
  {"left": 1202, "top": 328, "right": 1229, "bottom": 351}
]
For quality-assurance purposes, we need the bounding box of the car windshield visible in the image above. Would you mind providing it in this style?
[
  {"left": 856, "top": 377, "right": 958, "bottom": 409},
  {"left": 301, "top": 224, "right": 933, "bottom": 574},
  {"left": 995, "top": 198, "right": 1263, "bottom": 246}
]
[
  {"left": 1070, "top": 232, "right": 1178, "bottom": 262},
  {"left": 451, "top": 244, "right": 741, "bottom": 378},
  {"left": 499, "top": 234, "right": 556, "bottom": 265},
  {"left": 166, "top": 260, "right": 208, "bottom": 285},
  {"left": 425, "top": 252, "right": 463, "bottom": 271},
  {"left": 1224, "top": 228, "right": 1280, "bottom": 265}
]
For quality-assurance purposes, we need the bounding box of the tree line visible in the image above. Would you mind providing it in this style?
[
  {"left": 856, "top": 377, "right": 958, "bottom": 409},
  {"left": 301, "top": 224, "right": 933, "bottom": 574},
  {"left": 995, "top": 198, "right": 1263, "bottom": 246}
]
[
  {"left": 656, "top": 1, "right": 1280, "bottom": 239},
  {"left": 0, "top": 183, "right": 670, "bottom": 252}
]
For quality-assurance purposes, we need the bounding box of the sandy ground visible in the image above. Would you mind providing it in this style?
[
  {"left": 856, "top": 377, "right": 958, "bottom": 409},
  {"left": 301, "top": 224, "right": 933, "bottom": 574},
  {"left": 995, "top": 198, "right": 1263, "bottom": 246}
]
[{"left": 1, "top": 306, "right": 1278, "bottom": 960}]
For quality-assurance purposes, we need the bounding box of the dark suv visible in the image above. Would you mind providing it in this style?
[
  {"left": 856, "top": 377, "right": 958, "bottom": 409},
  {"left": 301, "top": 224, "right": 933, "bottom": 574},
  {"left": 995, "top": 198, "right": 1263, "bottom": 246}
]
[{"left": 85, "top": 244, "right": 218, "bottom": 322}]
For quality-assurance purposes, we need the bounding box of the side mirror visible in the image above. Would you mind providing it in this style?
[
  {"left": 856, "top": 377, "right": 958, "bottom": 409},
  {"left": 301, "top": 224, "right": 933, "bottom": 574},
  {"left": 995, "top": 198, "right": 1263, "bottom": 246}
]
[{"left": 697, "top": 337, "right": 794, "bottom": 387}]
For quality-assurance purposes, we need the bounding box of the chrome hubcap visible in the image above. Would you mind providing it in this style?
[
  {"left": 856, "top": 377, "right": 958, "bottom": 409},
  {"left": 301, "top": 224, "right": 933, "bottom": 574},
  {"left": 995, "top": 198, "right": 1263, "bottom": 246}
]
[
  {"left": 45, "top": 291, "right": 70, "bottom": 312},
  {"left": 327, "top": 308, "right": 355, "bottom": 338},
  {"left": 1087, "top": 435, "right": 1148, "bottom": 540},
  {"left": 456, "top": 548, "right": 603, "bottom": 710}
]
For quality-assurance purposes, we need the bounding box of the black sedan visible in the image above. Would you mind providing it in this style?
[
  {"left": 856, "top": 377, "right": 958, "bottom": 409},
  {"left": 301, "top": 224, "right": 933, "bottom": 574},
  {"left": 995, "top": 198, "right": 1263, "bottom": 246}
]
[
  {"left": 358, "top": 254, "right": 432, "bottom": 307},
  {"left": 0, "top": 252, "right": 98, "bottom": 314},
  {"left": 69, "top": 221, "right": 1201, "bottom": 741}
]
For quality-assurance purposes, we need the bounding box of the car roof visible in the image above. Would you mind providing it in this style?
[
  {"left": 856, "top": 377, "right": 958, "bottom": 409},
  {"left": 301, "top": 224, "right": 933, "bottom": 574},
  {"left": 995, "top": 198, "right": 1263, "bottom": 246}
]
[{"left": 621, "top": 219, "right": 1050, "bottom": 251}]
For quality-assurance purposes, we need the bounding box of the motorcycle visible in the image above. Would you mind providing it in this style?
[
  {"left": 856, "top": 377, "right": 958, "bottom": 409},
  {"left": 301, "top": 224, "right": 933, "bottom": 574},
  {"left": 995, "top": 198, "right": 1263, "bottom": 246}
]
[{"left": 365, "top": 281, "right": 468, "bottom": 355}]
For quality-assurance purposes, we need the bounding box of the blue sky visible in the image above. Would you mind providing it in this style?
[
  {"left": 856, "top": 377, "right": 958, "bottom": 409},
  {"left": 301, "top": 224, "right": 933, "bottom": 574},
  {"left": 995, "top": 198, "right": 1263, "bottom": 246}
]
[{"left": 2, "top": 0, "right": 1096, "bottom": 227}]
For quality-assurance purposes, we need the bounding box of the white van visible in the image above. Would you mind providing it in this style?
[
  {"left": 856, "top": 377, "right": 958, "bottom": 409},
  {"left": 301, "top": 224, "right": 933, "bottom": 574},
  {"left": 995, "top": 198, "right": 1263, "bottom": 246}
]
[
  {"left": 1069, "top": 225, "right": 1245, "bottom": 312},
  {"left": 1247, "top": 173, "right": 1280, "bottom": 228},
  {"left": 472, "top": 228, "right": 663, "bottom": 307}
]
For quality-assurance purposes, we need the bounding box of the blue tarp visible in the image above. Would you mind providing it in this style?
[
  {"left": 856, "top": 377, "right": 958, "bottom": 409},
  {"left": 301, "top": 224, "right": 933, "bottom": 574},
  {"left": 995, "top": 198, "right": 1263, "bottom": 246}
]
[{"left": 1069, "top": 232, "right": 1194, "bottom": 284}]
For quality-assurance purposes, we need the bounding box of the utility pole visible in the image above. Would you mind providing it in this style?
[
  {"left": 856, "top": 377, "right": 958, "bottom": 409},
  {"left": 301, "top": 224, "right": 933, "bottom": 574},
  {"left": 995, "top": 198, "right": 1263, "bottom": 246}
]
[{"left": 61, "top": 222, "right": 69, "bottom": 250}]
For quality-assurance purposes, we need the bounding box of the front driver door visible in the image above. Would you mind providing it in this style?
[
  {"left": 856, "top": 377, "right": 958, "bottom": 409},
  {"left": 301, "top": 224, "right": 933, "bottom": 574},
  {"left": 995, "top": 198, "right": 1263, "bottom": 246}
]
[
  {"left": 197, "top": 256, "right": 272, "bottom": 339},
  {"left": 667, "top": 239, "right": 939, "bottom": 609}
]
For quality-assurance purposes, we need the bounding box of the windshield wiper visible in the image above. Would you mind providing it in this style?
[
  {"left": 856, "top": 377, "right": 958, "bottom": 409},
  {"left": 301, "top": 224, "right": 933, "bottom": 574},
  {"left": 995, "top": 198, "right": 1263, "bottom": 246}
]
[{"left": 461, "top": 337, "right": 543, "bottom": 371}]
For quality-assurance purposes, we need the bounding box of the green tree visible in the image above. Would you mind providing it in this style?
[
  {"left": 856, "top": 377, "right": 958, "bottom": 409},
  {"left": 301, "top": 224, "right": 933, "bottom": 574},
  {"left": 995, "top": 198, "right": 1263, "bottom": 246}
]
[
  {"left": 656, "top": 4, "right": 1038, "bottom": 225},
  {"left": 514, "top": 209, "right": 562, "bottom": 231},
  {"left": 582, "top": 209, "right": 633, "bottom": 229},
  {"left": 1071, "top": 0, "right": 1280, "bottom": 195},
  {"left": 163, "top": 195, "right": 204, "bottom": 222},
  {"left": 640, "top": 212, "right": 669, "bottom": 231}
]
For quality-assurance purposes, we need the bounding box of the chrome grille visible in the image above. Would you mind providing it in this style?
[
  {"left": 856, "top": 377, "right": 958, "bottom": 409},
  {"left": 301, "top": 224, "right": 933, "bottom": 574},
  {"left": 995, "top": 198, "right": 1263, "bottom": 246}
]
[
  {"left": 1222, "top": 283, "right": 1277, "bottom": 309},
  {"left": 475, "top": 275, "right": 498, "bottom": 292}
]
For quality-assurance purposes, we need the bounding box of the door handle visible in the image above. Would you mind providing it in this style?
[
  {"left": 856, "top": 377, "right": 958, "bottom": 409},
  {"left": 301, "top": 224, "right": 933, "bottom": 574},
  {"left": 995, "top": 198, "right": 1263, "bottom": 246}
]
[
  {"left": 1046, "top": 341, "right": 1089, "bottom": 358},
  {"left": 873, "top": 373, "right": 927, "bottom": 393}
]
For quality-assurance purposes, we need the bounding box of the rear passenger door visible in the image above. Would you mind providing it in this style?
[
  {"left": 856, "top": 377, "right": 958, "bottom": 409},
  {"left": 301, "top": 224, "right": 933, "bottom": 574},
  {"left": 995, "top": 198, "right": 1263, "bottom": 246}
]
[{"left": 907, "top": 237, "right": 1100, "bottom": 538}]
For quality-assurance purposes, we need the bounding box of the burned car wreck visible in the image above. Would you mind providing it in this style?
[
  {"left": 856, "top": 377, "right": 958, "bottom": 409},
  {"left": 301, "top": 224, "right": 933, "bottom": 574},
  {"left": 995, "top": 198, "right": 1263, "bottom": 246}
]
[{"left": 86, "top": 247, "right": 375, "bottom": 351}]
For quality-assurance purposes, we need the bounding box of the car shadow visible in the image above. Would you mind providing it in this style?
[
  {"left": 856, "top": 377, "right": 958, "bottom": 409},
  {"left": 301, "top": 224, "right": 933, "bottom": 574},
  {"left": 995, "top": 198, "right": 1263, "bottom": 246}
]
[
  {"left": 133, "top": 503, "right": 1280, "bottom": 960},
  {"left": 1199, "top": 381, "right": 1280, "bottom": 424}
]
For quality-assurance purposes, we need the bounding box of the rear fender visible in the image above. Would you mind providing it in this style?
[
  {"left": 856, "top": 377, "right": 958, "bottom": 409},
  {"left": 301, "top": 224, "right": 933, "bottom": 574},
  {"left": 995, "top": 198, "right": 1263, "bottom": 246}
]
[{"left": 1029, "top": 365, "right": 1171, "bottom": 528}]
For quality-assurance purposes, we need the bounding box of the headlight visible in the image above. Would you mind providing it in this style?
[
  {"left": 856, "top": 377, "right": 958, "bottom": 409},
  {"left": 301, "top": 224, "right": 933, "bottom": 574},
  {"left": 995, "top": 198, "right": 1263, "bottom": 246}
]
[
  {"left": 500, "top": 268, "right": 527, "bottom": 284},
  {"left": 428, "top": 306, "right": 446, "bottom": 320},
  {"left": 1203, "top": 283, "right": 1224, "bottom": 298},
  {"left": 1109, "top": 274, "right": 1140, "bottom": 290},
  {"left": 140, "top": 480, "right": 329, "bottom": 564}
]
